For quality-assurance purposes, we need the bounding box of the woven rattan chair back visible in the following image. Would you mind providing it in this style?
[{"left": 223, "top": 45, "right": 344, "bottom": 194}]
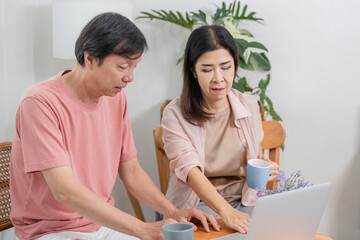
[{"left": 0, "top": 142, "right": 12, "bottom": 231}]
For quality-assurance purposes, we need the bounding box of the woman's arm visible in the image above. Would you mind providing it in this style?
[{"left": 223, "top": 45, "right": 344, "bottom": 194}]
[{"left": 187, "top": 167, "right": 250, "bottom": 234}]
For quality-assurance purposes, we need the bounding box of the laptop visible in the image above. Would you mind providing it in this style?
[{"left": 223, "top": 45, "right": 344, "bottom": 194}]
[{"left": 212, "top": 182, "right": 332, "bottom": 240}]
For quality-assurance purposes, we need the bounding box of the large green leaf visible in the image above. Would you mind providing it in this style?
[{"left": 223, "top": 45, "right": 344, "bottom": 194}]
[
  {"left": 238, "top": 29, "right": 254, "bottom": 38},
  {"left": 264, "top": 96, "right": 282, "bottom": 121},
  {"left": 136, "top": 10, "right": 196, "bottom": 31},
  {"left": 258, "top": 74, "right": 270, "bottom": 89},
  {"left": 235, "top": 39, "right": 269, "bottom": 67},
  {"left": 235, "top": 39, "right": 248, "bottom": 62},
  {"left": 232, "top": 76, "right": 253, "bottom": 93},
  {"left": 232, "top": 76, "right": 246, "bottom": 93},
  {"left": 251, "top": 52, "right": 271, "bottom": 71},
  {"left": 248, "top": 42, "right": 268, "bottom": 52},
  {"left": 191, "top": 10, "right": 208, "bottom": 25},
  {"left": 239, "top": 58, "right": 255, "bottom": 71},
  {"left": 212, "top": 6, "right": 230, "bottom": 25},
  {"left": 220, "top": 0, "right": 263, "bottom": 23}
]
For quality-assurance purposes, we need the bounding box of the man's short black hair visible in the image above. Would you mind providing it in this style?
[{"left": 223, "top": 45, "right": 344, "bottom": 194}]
[{"left": 75, "top": 12, "right": 147, "bottom": 66}]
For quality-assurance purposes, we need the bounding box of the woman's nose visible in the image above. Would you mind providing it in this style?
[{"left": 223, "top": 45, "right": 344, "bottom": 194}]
[{"left": 213, "top": 69, "right": 223, "bottom": 82}]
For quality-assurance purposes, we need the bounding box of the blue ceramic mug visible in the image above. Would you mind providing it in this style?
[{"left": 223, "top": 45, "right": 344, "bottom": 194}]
[
  {"left": 247, "top": 158, "right": 271, "bottom": 190},
  {"left": 162, "top": 223, "right": 194, "bottom": 240}
]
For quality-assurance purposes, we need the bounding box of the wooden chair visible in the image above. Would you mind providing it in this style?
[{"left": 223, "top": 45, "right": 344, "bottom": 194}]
[
  {"left": 0, "top": 142, "right": 13, "bottom": 231},
  {"left": 153, "top": 126, "right": 169, "bottom": 195},
  {"left": 261, "top": 121, "right": 286, "bottom": 190},
  {"left": 153, "top": 121, "right": 286, "bottom": 195}
]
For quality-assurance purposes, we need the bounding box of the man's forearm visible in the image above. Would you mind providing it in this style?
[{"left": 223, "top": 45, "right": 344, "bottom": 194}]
[
  {"left": 42, "top": 166, "right": 145, "bottom": 238},
  {"left": 119, "top": 158, "right": 179, "bottom": 218}
]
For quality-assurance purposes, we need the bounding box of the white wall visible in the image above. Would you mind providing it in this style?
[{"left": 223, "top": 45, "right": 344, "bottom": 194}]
[{"left": 1, "top": 0, "right": 359, "bottom": 239}]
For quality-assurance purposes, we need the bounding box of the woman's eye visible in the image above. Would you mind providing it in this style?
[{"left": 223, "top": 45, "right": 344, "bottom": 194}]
[
  {"left": 202, "top": 69, "right": 212, "bottom": 73},
  {"left": 119, "top": 65, "right": 128, "bottom": 70},
  {"left": 221, "top": 66, "right": 231, "bottom": 70}
]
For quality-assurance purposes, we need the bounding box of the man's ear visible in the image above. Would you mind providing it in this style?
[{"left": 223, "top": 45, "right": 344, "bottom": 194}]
[{"left": 84, "top": 52, "right": 95, "bottom": 70}]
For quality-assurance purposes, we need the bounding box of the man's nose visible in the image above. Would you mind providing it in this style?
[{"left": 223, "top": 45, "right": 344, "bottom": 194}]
[{"left": 123, "top": 68, "right": 134, "bottom": 83}]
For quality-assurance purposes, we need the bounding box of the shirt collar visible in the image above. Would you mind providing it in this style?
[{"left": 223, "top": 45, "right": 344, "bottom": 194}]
[{"left": 228, "top": 89, "right": 252, "bottom": 120}]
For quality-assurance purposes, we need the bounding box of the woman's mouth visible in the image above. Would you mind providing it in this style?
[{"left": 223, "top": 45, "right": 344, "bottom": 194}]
[{"left": 211, "top": 88, "right": 225, "bottom": 93}]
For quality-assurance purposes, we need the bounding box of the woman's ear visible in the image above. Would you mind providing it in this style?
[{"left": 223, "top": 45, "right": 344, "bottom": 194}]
[{"left": 191, "top": 68, "right": 197, "bottom": 79}]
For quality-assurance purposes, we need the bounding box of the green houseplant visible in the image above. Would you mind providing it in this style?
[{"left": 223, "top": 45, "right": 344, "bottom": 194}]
[{"left": 137, "top": 0, "right": 281, "bottom": 121}]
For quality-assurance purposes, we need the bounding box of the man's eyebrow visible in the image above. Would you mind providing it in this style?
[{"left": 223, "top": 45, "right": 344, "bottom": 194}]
[{"left": 201, "top": 60, "right": 231, "bottom": 67}]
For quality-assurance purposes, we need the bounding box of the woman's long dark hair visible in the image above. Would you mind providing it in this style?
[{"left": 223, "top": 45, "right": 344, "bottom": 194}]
[{"left": 180, "top": 25, "right": 239, "bottom": 125}]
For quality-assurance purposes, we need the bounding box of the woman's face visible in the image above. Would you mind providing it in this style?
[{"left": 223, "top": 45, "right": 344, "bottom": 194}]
[{"left": 194, "top": 48, "right": 235, "bottom": 110}]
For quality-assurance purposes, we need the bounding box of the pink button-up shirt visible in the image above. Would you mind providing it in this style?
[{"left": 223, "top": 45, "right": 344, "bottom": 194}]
[{"left": 161, "top": 89, "right": 264, "bottom": 210}]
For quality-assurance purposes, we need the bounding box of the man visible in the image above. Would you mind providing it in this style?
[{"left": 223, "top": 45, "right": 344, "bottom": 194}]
[{"left": 10, "top": 12, "right": 219, "bottom": 240}]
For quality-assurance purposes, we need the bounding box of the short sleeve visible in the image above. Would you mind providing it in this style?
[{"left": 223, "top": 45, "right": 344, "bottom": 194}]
[
  {"left": 119, "top": 94, "right": 137, "bottom": 162},
  {"left": 17, "top": 98, "right": 70, "bottom": 173}
]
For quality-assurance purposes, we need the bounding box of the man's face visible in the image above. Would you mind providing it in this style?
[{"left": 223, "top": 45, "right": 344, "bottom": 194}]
[{"left": 91, "top": 53, "right": 142, "bottom": 97}]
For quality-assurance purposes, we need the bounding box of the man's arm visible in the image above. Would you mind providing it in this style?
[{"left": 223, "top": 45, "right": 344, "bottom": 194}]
[
  {"left": 118, "top": 157, "right": 220, "bottom": 232},
  {"left": 41, "top": 166, "right": 174, "bottom": 239}
]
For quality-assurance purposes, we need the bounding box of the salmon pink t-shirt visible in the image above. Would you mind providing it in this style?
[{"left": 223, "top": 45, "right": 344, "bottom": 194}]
[{"left": 10, "top": 71, "right": 137, "bottom": 240}]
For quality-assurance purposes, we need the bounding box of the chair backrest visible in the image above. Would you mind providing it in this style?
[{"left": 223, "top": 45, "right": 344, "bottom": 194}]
[
  {"left": 153, "top": 126, "right": 169, "bottom": 195},
  {"left": 0, "top": 142, "right": 13, "bottom": 231},
  {"left": 153, "top": 121, "right": 286, "bottom": 195},
  {"left": 126, "top": 190, "right": 145, "bottom": 221},
  {"left": 261, "top": 121, "right": 286, "bottom": 190}
]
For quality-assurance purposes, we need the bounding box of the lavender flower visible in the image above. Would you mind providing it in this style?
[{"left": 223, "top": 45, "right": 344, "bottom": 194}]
[{"left": 256, "top": 169, "right": 313, "bottom": 197}]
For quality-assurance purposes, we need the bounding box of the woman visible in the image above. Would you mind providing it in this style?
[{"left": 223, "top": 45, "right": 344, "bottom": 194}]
[{"left": 161, "top": 25, "right": 279, "bottom": 234}]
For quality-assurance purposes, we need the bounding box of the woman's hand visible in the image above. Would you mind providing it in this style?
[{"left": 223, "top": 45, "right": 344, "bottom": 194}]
[
  {"left": 262, "top": 154, "right": 279, "bottom": 182},
  {"left": 220, "top": 206, "right": 250, "bottom": 234}
]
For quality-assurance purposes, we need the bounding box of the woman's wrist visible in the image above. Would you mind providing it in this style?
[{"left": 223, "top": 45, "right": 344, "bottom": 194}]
[{"left": 218, "top": 203, "right": 234, "bottom": 218}]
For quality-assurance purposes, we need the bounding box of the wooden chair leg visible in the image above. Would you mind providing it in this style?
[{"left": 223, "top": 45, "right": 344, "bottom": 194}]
[{"left": 127, "top": 190, "right": 145, "bottom": 221}]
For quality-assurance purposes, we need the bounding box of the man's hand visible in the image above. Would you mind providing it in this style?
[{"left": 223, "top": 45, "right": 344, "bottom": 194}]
[
  {"left": 140, "top": 218, "right": 176, "bottom": 240},
  {"left": 170, "top": 208, "right": 221, "bottom": 232}
]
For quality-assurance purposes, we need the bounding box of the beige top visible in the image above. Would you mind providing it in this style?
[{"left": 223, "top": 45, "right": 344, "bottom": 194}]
[{"left": 204, "top": 107, "right": 246, "bottom": 205}]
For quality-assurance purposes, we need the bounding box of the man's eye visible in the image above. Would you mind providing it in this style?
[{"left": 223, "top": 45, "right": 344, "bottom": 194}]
[{"left": 119, "top": 65, "right": 128, "bottom": 70}]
